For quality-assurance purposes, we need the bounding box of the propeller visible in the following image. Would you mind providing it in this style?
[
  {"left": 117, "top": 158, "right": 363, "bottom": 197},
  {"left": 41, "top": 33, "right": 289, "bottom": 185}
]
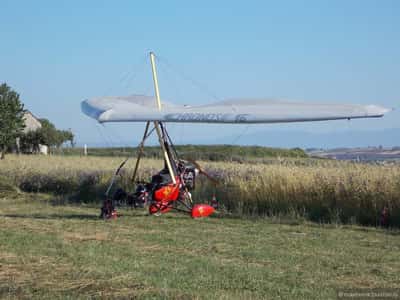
[{"left": 186, "top": 159, "right": 220, "bottom": 186}]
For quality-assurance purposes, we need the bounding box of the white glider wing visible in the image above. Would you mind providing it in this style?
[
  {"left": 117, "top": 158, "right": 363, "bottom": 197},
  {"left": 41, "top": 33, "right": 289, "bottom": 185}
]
[{"left": 81, "top": 95, "right": 390, "bottom": 124}]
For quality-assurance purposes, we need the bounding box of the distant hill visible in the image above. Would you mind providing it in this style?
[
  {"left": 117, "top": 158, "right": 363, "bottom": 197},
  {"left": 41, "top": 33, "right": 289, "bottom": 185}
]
[
  {"left": 308, "top": 147, "right": 400, "bottom": 161},
  {"left": 215, "top": 128, "right": 400, "bottom": 149}
]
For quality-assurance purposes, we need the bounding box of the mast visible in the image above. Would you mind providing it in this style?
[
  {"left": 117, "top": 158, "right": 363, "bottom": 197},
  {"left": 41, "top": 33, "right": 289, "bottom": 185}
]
[
  {"left": 150, "top": 52, "right": 162, "bottom": 111},
  {"left": 149, "top": 52, "right": 176, "bottom": 184}
]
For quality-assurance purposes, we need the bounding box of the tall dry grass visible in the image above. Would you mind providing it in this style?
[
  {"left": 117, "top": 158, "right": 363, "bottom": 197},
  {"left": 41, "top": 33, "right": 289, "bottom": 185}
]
[{"left": 1, "top": 154, "right": 400, "bottom": 226}]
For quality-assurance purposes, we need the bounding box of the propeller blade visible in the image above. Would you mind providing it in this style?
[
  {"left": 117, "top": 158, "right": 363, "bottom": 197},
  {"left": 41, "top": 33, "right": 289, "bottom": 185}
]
[{"left": 187, "top": 159, "right": 220, "bottom": 186}]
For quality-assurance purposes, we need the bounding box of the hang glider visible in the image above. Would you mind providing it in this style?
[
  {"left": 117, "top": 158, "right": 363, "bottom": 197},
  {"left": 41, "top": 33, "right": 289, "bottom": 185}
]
[
  {"left": 82, "top": 95, "right": 390, "bottom": 124},
  {"left": 82, "top": 52, "right": 391, "bottom": 219}
]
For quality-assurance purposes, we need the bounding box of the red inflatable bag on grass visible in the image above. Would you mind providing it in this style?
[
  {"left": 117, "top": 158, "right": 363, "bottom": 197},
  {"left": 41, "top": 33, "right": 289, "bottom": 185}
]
[{"left": 191, "top": 204, "right": 215, "bottom": 218}]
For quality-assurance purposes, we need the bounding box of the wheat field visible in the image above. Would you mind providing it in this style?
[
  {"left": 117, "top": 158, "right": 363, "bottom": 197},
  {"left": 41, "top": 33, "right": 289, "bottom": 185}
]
[{"left": 1, "top": 154, "right": 399, "bottom": 227}]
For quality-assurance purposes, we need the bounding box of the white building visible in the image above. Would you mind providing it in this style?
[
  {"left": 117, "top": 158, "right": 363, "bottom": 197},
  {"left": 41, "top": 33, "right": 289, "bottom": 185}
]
[
  {"left": 16, "top": 111, "right": 48, "bottom": 155},
  {"left": 23, "top": 111, "right": 42, "bottom": 133}
]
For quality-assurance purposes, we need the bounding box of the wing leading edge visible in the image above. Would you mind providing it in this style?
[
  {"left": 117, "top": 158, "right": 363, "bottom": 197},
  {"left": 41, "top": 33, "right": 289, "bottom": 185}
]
[{"left": 81, "top": 95, "right": 391, "bottom": 124}]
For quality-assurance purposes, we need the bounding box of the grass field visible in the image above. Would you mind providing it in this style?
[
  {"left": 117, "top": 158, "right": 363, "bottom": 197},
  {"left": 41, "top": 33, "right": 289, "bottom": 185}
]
[
  {"left": 1, "top": 189, "right": 399, "bottom": 299},
  {"left": 1, "top": 155, "right": 400, "bottom": 298}
]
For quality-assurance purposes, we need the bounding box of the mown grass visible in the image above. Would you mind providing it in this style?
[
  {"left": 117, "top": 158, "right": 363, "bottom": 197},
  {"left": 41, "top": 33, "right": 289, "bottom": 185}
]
[
  {"left": 0, "top": 189, "right": 399, "bottom": 299},
  {"left": 1, "top": 154, "right": 400, "bottom": 227}
]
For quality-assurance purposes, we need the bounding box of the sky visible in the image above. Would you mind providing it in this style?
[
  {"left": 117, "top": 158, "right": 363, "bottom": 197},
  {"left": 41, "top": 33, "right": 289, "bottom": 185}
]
[{"left": 1, "top": 0, "right": 399, "bottom": 148}]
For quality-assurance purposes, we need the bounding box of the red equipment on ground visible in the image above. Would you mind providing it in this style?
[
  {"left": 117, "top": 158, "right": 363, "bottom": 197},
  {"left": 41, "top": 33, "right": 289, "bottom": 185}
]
[
  {"left": 101, "top": 122, "right": 218, "bottom": 219},
  {"left": 148, "top": 176, "right": 215, "bottom": 218},
  {"left": 191, "top": 204, "right": 215, "bottom": 218},
  {"left": 149, "top": 177, "right": 180, "bottom": 215}
]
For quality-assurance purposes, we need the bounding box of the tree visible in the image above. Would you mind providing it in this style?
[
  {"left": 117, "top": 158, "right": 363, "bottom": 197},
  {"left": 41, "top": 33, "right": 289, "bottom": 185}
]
[
  {"left": 59, "top": 130, "right": 75, "bottom": 147},
  {"left": 22, "top": 119, "right": 74, "bottom": 150},
  {"left": 0, "top": 83, "right": 25, "bottom": 159},
  {"left": 37, "top": 118, "right": 58, "bottom": 147},
  {"left": 19, "top": 130, "right": 42, "bottom": 153}
]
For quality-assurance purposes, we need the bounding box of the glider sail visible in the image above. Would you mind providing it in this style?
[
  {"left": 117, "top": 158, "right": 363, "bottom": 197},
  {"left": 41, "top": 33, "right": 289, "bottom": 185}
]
[
  {"left": 84, "top": 53, "right": 391, "bottom": 220},
  {"left": 82, "top": 95, "right": 390, "bottom": 124}
]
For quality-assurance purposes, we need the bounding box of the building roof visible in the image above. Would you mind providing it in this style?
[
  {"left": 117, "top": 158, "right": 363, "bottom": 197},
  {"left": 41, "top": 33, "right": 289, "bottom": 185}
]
[{"left": 23, "top": 110, "right": 42, "bottom": 133}]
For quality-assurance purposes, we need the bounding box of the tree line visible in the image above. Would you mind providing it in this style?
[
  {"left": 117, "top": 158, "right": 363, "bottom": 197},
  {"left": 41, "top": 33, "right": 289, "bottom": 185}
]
[
  {"left": 59, "top": 145, "right": 308, "bottom": 161},
  {"left": 0, "top": 83, "right": 74, "bottom": 159}
]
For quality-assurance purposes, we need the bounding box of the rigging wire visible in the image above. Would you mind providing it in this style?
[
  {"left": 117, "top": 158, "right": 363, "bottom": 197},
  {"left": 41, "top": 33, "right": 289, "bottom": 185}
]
[
  {"left": 98, "top": 125, "right": 117, "bottom": 148},
  {"left": 154, "top": 54, "right": 187, "bottom": 145},
  {"left": 157, "top": 53, "right": 251, "bottom": 147},
  {"left": 101, "top": 124, "right": 133, "bottom": 149},
  {"left": 122, "top": 56, "right": 149, "bottom": 92},
  {"left": 157, "top": 57, "right": 185, "bottom": 103},
  {"left": 179, "top": 123, "right": 185, "bottom": 145},
  {"left": 230, "top": 125, "right": 250, "bottom": 145},
  {"left": 93, "top": 53, "right": 155, "bottom": 151},
  {"left": 101, "top": 53, "right": 148, "bottom": 97},
  {"left": 227, "top": 125, "right": 251, "bottom": 161},
  {"left": 95, "top": 123, "right": 113, "bottom": 148},
  {"left": 155, "top": 53, "right": 223, "bottom": 146},
  {"left": 162, "top": 123, "right": 180, "bottom": 160},
  {"left": 155, "top": 54, "right": 221, "bottom": 103}
]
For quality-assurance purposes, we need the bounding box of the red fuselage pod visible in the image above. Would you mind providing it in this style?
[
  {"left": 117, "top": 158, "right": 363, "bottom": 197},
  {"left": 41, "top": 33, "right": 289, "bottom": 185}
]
[
  {"left": 191, "top": 204, "right": 215, "bottom": 218},
  {"left": 153, "top": 178, "right": 181, "bottom": 202},
  {"left": 150, "top": 177, "right": 181, "bottom": 215}
]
